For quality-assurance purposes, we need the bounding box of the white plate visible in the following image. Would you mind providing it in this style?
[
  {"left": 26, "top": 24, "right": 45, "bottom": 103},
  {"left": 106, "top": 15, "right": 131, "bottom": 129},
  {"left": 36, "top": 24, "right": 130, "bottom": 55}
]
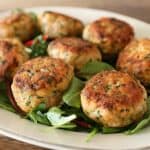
[{"left": 0, "top": 6, "right": 150, "bottom": 150}]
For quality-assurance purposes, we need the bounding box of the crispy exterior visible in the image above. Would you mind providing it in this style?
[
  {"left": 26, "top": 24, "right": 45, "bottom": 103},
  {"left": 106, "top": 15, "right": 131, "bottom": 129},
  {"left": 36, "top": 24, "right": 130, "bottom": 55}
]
[
  {"left": 47, "top": 37, "right": 101, "bottom": 70},
  {"left": 117, "top": 39, "right": 150, "bottom": 86},
  {"left": 83, "top": 17, "right": 134, "bottom": 59},
  {"left": 11, "top": 57, "right": 74, "bottom": 113},
  {"left": 81, "top": 70, "right": 147, "bottom": 127},
  {"left": 38, "top": 11, "right": 84, "bottom": 38},
  {"left": 0, "top": 38, "right": 28, "bottom": 80},
  {"left": 0, "top": 12, "right": 38, "bottom": 41}
]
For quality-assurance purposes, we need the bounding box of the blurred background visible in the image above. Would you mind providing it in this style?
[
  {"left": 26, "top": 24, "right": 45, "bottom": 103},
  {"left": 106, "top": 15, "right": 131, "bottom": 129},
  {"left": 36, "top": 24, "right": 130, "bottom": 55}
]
[{"left": 0, "top": 0, "right": 149, "bottom": 22}]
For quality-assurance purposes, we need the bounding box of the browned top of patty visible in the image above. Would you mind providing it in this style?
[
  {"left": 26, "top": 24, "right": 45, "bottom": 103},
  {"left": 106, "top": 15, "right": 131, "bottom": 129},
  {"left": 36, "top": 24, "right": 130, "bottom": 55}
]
[
  {"left": 0, "top": 38, "right": 26, "bottom": 79},
  {"left": 43, "top": 11, "right": 83, "bottom": 23},
  {"left": 13, "top": 57, "right": 73, "bottom": 90},
  {"left": 89, "top": 17, "right": 134, "bottom": 53},
  {"left": 117, "top": 39, "right": 150, "bottom": 85},
  {"left": 50, "top": 37, "right": 98, "bottom": 53},
  {"left": 81, "top": 70, "right": 145, "bottom": 110}
]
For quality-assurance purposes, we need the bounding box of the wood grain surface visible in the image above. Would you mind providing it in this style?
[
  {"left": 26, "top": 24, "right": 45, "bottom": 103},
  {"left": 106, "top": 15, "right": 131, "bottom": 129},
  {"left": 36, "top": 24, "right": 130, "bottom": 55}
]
[{"left": 0, "top": 0, "right": 149, "bottom": 150}]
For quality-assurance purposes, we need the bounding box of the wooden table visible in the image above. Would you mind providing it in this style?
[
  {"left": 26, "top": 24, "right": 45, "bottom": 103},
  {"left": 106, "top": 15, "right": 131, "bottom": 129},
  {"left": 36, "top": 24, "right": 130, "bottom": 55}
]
[{"left": 0, "top": 0, "right": 150, "bottom": 149}]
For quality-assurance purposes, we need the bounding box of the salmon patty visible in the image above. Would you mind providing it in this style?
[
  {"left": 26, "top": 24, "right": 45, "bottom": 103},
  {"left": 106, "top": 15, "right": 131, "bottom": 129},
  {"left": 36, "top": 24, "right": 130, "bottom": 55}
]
[
  {"left": 81, "top": 70, "right": 147, "bottom": 127},
  {"left": 117, "top": 39, "right": 150, "bottom": 86},
  {"left": 38, "top": 11, "right": 84, "bottom": 38},
  {"left": 83, "top": 17, "right": 134, "bottom": 60},
  {"left": 0, "top": 12, "right": 38, "bottom": 41},
  {"left": 47, "top": 37, "right": 101, "bottom": 70},
  {"left": 0, "top": 38, "right": 28, "bottom": 80},
  {"left": 11, "top": 57, "right": 74, "bottom": 113}
]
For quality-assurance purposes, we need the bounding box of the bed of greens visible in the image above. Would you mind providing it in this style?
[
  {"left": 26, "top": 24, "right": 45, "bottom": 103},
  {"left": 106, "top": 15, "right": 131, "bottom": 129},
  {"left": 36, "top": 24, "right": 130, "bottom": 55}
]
[{"left": 0, "top": 34, "right": 149, "bottom": 141}]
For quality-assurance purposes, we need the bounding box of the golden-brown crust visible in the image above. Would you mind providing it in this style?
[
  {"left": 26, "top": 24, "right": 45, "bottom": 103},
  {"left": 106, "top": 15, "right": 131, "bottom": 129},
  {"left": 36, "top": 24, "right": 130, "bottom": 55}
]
[
  {"left": 81, "top": 70, "right": 147, "bottom": 127},
  {"left": 49, "top": 37, "right": 97, "bottom": 53},
  {"left": 117, "top": 39, "right": 150, "bottom": 86},
  {"left": 47, "top": 37, "right": 101, "bottom": 69},
  {"left": 83, "top": 17, "right": 134, "bottom": 59},
  {"left": 11, "top": 57, "right": 74, "bottom": 113},
  {"left": 0, "top": 12, "right": 38, "bottom": 41},
  {"left": 38, "top": 11, "right": 84, "bottom": 38},
  {"left": 82, "top": 71, "right": 144, "bottom": 107},
  {"left": 0, "top": 38, "right": 28, "bottom": 80},
  {"left": 13, "top": 57, "right": 73, "bottom": 90},
  {"left": 43, "top": 11, "right": 82, "bottom": 23}
]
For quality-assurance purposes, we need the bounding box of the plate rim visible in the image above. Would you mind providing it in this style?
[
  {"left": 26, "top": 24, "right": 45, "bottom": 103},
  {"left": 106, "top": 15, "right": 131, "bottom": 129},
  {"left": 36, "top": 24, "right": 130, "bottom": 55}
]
[{"left": 0, "top": 125, "right": 148, "bottom": 150}]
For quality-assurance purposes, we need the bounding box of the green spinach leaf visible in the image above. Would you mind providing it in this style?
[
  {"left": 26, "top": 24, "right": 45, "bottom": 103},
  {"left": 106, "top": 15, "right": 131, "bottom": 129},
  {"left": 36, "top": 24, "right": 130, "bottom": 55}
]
[
  {"left": 63, "top": 77, "right": 85, "bottom": 108},
  {"left": 78, "top": 60, "right": 114, "bottom": 79},
  {"left": 28, "top": 111, "right": 50, "bottom": 125},
  {"left": 86, "top": 128, "right": 99, "bottom": 142},
  {"left": 125, "top": 96, "right": 150, "bottom": 134},
  {"left": 125, "top": 117, "right": 150, "bottom": 135},
  {"left": 102, "top": 126, "right": 125, "bottom": 134},
  {"left": 27, "top": 103, "right": 50, "bottom": 125},
  {"left": 33, "top": 103, "right": 47, "bottom": 112},
  {"left": 0, "top": 100, "right": 15, "bottom": 113},
  {"left": 0, "top": 81, "right": 15, "bottom": 112}
]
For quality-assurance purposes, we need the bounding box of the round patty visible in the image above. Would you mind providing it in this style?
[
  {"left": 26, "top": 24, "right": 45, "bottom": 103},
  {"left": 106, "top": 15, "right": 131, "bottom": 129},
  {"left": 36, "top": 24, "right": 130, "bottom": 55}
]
[
  {"left": 117, "top": 39, "right": 150, "bottom": 86},
  {"left": 0, "top": 38, "right": 29, "bottom": 80},
  {"left": 11, "top": 57, "right": 74, "bottom": 113},
  {"left": 38, "top": 11, "right": 84, "bottom": 38},
  {"left": 83, "top": 17, "right": 134, "bottom": 59},
  {"left": 0, "top": 12, "right": 38, "bottom": 41},
  {"left": 81, "top": 70, "right": 147, "bottom": 127},
  {"left": 47, "top": 37, "right": 102, "bottom": 70}
]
